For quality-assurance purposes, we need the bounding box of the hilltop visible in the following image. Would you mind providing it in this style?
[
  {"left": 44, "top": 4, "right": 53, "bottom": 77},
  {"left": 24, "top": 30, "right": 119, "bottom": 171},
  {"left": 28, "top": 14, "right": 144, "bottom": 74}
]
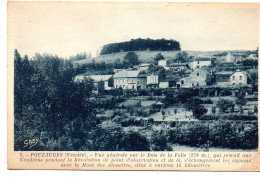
[{"left": 100, "top": 38, "right": 181, "bottom": 55}]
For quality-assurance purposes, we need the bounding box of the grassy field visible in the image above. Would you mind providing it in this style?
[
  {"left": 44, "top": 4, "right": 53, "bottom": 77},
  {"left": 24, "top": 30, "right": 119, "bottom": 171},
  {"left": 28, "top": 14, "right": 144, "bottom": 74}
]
[{"left": 73, "top": 50, "right": 223, "bottom": 65}]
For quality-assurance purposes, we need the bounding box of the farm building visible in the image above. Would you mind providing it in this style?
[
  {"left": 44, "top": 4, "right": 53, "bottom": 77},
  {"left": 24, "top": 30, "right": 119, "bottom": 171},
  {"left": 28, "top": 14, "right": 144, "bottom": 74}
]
[
  {"left": 113, "top": 70, "right": 147, "bottom": 90},
  {"left": 74, "top": 74, "right": 113, "bottom": 94},
  {"left": 167, "top": 63, "right": 187, "bottom": 71},
  {"left": 178, "top": 69, "right": 212, "bottom": 88},
  {"left": 147, "top": 73, "right": 159, "bottom": 88},
  {"left": 139, "top": 63, "right": 150, "bottom": 72},
  {"left": 192, "top": 57, "right": 212, "bottom": 69},
  {"left": 230, "top": 70, "right": 247, "bottom": 85},
  {"left": 159, "top": 77, "right": 180, "bottom": 88},
  {"left": 158, "top": 59, "right": 169, "bottom": 68},
  {"left": 214, "top": 71, "right": 233, "bottom": 86}
]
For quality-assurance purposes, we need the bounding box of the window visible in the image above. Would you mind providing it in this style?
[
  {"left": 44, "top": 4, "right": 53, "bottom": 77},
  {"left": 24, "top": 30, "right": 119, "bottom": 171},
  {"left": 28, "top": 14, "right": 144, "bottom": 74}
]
[
  {"left": 197, "top": 73, "right": 199, "bottom": 76},
  {"left": 233, "top": 76, "right": 235, "bottom": 81},
  {"left": 181, "top": 80, "right": 184, "bottom": 84},
  {"left": 197, "top": 61, "right": 199, "bottom": 64},
  {"left": 116, "top": 85, "right": 118, "bottom": 88},
  {"left": 197, "top": 83, "right": 199, "bottom": 86},
  {"left": 132, "top": 85, "right": 135, "bottom": 89},
  {"left": 137, "top": 81, "right": 140, "bottom": 85},
  {"left": 132, "top": 79, "right": 134, "bottom": 83},
  {"left": 240, "top": 76, "right": 242, "bottom": 80},
  {"left": 192, "top": 83, "right": 194, "bottom": 87}
]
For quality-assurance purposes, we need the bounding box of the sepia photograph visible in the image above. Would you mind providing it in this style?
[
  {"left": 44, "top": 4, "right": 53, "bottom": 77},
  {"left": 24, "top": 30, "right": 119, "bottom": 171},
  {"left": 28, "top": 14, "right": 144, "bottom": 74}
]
[{"left": 7, "top": 1, "right": 260, "bottom": 171}]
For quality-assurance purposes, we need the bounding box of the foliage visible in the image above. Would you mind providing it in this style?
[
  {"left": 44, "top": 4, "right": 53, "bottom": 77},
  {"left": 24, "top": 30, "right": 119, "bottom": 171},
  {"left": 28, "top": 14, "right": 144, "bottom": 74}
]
[
  {"left": 69, "top": 52, "right": 89, "bottom": 61},
  {"left": 168, "top": 121, "right": 258, "bottom": 149},
  {"left": 100, "top": 38, "right": 181, "bottom": 55},
  {"left": 123, "top": 52, "right": 139, "bottom": 67},
  {"left": 154, "top": 53, "right": 164, "bottom": 64},
  {"left": 150, "top": 131, "right": 172, "bottom": 151},
  {"left": 171, "top": 52, "right": 189, "bottom": 63},
  {"left": 14, "top": 50, "right": 96, "bottom": 151},
  {"left": 217, "top": 99, "right": 235, "bottom": 113}
]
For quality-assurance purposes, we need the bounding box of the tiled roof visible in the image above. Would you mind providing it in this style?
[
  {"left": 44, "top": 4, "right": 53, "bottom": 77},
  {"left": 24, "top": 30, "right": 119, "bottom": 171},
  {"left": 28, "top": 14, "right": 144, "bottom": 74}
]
[
  {"left": 215, "top": 71, "right": 234, "bottom": 75},
  {"left": 168, "top": 63, "right": 187, "bottom": 67},
  {"left": 75, "top": 74, "right": 112, "bottom": 82},
  {"left": 194, "top": 57, "right": 211, "bottom": 61},
  {"left": 113, "top": 70, "right": 141, "bottom": 78}
]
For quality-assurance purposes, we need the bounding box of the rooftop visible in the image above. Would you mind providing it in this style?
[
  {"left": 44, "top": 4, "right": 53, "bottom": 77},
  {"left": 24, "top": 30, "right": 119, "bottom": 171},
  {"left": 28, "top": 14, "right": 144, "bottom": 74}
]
[
  {"left": 215, "top": 71, "right": 234, "bottom": 75},
  {"left": 194, "top": 57, "right": 212, "bottom": 61},
  {"left": 113, "top": 70, "right": 141, "bottom": 78},
  {"left": 75, "top": 74, "right": 113, "bottom": 82}
]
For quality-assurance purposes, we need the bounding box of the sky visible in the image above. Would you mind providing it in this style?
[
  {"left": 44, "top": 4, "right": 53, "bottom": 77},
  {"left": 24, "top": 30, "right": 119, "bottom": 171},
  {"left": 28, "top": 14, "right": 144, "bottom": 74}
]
[{"left": 8, "top": 2, "right": 259, "bottom": 58}]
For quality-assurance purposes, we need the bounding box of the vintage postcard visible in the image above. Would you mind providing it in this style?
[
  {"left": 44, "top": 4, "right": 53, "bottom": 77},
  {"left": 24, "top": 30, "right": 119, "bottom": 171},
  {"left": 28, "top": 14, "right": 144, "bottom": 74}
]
[{"left": 7, "top": 1, "right": 260, "bottom": 171}]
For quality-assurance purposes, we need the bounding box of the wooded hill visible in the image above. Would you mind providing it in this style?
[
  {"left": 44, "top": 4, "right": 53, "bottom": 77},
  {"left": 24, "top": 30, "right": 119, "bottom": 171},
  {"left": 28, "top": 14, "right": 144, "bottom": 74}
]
[{"left": 100, "top": 38, "right": 181, "bottom": 55}]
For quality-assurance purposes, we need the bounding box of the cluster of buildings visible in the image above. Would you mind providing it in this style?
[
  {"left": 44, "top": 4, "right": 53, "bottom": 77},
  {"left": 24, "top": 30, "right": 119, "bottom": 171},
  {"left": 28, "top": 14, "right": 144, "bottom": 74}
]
[{"left": 75, "top": 54, "right": 254, "bottom": 94}]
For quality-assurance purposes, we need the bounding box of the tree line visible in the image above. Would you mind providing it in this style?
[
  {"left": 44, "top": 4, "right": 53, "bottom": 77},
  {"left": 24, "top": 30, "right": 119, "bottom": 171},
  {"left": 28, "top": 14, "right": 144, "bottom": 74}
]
[{"left": 100, "top": 38, "right": 181, "bottom": 55}]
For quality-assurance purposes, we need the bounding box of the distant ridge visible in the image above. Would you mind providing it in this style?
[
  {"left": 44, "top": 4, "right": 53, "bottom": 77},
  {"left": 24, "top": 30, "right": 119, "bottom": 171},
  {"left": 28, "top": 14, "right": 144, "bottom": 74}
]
[{"left": 100, "top": 38, "right": 181, "bottom": 55}]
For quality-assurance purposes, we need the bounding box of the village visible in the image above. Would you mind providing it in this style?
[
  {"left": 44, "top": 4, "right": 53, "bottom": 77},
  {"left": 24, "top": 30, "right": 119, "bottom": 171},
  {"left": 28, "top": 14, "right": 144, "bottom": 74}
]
[
  {"left": 74, "top": 51, "right": 258, "bottom": 116},
  {"left": 70, "top": 49, "right": 259, "bottom": 151}
]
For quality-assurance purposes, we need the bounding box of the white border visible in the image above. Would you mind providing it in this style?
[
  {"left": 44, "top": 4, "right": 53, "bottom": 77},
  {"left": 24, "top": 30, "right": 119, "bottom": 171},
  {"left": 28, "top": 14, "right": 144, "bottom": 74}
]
[{"left": 1, "top": 0, "right": 260, "bottom": 178}]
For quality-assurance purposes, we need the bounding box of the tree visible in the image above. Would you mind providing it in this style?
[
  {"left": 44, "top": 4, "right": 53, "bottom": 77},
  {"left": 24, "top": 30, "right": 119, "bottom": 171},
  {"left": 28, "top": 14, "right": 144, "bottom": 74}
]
[
  {"left": 123, "top": 52, "right": 139, "bottom": 68},
  {"left": 113, "top": 58, "right": 123, "bottom": 69},
  {"left": 122, "top": 132, "right": 150, "bottom": 151},
  {"left": 248, "top": 70, "right": 258, "bottom": 92},
  {"left": 173, "top": 52, "right": 189, "bottom": 63},
  {"left": 211, "top": 106, "right": 216, "bottom": 114},
  {"left": 154, "top": 53, "right": 164, "bottom": 64},
  {"left": 192, "top": 105, "right": 208, "bottom": 119},
  {"left": 235, "top": 94, "right": 247, "bottom": 108},
  {"left": 217, "top": 99, "right": 235, "bottom": 113}
]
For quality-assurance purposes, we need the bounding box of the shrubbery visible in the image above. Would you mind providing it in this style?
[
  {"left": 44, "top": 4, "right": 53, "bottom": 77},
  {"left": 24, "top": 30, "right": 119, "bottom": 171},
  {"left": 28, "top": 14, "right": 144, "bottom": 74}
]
[{"left": 167, "top": 121, "right": 258, "bottom": 149}]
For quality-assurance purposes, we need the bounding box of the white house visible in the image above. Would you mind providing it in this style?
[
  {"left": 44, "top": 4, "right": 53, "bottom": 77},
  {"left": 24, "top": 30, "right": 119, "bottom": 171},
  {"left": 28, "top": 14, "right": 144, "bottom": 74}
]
[
  {"left": 158, "top": 59, "right": 168, "bottom": 68},
  {"left": 230, "top": 70, "right": 247, "bottom": 85},
  {"left": 147, "top": 73, "right": 159, "bottom": 87},
  {"left": 113, "top": 70, "right": 147, "bottom": 90},
  {"left": 139, "top": 63, "right": 150, "bottom": 72},
  {"left": 192, "top": 57, "right": 212, "bottom": 69},
  {"left": 178, "top": 69, "right": 211, "bottom": 88}
]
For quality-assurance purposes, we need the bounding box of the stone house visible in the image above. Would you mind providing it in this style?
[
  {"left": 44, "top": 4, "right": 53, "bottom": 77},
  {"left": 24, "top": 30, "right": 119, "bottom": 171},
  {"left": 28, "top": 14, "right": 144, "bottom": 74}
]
[
  {"left": 230, "top": 70, "right": 247, "bottom": 85},
  {"left": 113, "top": 70, "right": 147, "bottom": 90},
  {"left": 192, "top": 57, "right": 212, "bottom": 69},
  {"left": 178, "top": 69, "right": 212, "bottom": 88}
]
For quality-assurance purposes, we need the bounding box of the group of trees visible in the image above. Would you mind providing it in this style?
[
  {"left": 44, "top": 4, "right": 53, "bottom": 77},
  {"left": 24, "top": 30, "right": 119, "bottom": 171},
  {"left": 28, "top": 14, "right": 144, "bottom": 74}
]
[
  {"left": 69, "top": 52, "right": 91, "bottom": 61},
  {"left": 100, "top": 38, "right": 181, "bottom": 55},
  {"left": 14, "top": 49, "right": 165, "bottom": 151},
  {"left": 14, "top": 50, "right": 99, "bottom": 150}
]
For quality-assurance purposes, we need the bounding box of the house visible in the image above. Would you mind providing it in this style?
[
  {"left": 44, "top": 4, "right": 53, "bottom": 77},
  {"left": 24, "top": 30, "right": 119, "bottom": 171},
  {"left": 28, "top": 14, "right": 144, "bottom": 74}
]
[
  {"left": 114, "top": 69, "right": 124, "bottom": 73},
  {"left": 159, "top": 77, "right": 180, "bottom": 88},
  {"left": 74, "top": 74, "right": 113, "bottom": 94},
  {"left": 178, "top": 69, "right": 212, "bottom": 88},
  {"left": 147, "top": 73, "right": 159, "bottom": 88},
  {"left": 167, "top": 63, "right": 187, "bottom": 71},
  {"left": 139, "top": 63, "right": 150, "bottom": 72},
  {"left": 113, "top": 70, "right": 147, "bottom": 90},
  {"left": 192, "top": 57, "right": 212, "bottom": 69},
  {"left": 158, "top": 59, "right": 169, "bottom": 68},
  {"left": 230, "top": 70, "right": 247, "bottom": 85},
  {"left": 214, "top": 71, "right": 233, "bottom": 86}
]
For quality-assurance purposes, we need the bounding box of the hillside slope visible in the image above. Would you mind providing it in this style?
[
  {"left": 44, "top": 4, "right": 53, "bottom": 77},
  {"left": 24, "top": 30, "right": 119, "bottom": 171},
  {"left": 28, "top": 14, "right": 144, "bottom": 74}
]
[{"left": 73, "top": 50, "right": 222, "bottom": 65}]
